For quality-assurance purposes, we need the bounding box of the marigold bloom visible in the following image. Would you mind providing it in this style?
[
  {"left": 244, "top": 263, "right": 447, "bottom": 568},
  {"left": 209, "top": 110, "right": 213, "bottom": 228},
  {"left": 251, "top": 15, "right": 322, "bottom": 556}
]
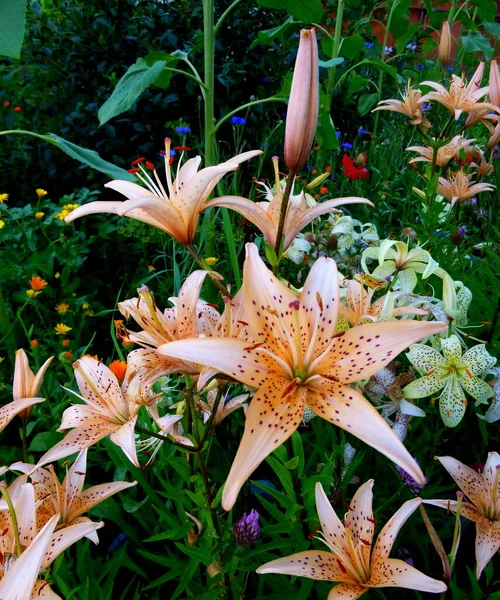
[
  {"left": 205, "top": 257, "right": 218, "bottom": 266},
  {"left": 109, "top": 359, "right": 127, "bottom": 383},
  {"left": 13, "top": 106, "right": 22, "bottom": 112},
  {"left": 61, "top": 339, "right": 71, "bottom": 347},
  {"left": 30, "top": 340, "right": 39, "bottom": 348},
  {"left": 26, "top": 289, "right": 39, "bottom": 298},
  {"left": 35, "top": 212, "right": 45, "bottom": 219},
  {"left": 55, "top": 323, "right": 72, "bottom": 335},
  {"left": 56, "top": 203, "right": 80, "bottom": 221},
  {"left": 36, "top": 188, "right": 48, "bottom": 197},
  {"left": 257, "top": 481, "right": 447, "bottom": 598},
  {"left": 0, "top": 220, "right": 5, "bottom": 230},
  {"left": 29, "top": 276, "right": 47, "bottom": 291},
  {"left": 55, "top": 303, "right": 70, "bottom": 314},
  {"left": 0, "top": 193, "right": 8, "bottom": 203}
]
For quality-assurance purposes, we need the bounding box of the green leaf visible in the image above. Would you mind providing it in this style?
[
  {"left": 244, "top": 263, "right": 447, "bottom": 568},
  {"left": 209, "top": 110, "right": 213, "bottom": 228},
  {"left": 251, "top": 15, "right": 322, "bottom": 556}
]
[
  {"left": 264, "top": 241, "right": 279, "bottom": 267},
  {"left": 316, "top": 110, "right": 339, "bottom": 151},
  {"left": 276, "top": 72, "right": 293, "bottom": 100},
  {"left": 361, "top": 59, "right": 398, "bottom": 79},
  {"left": 0, "top": 0, "right": 26, "bottom": 59},
  {"left": 291, "top": 431, "right": 305, "bottom": 477},
  {"left": 250, "top": 15, "right": 294, "bottom": 49},
  {"left": 44, "top": 134, "right": 135, "bottom": 181},
  {"left": 175, "top": 543, "right": 212, "bottom": 567},
  {"left": 358, "top": 93, "right": 378, "bottom": 116},
  {"left": 388, "top": 0, "right": 411, "bottom": 37},
  {"left": 472, "top": 0, "right": 497, "bottom": 22},
  {"left": 29, "top": 431, "right": 63, "bottom": 452},
  {"left": 284, "top": 456, "right": 299, "bottom": 470},
  {"left": 394, "top": 22, "right": 421, "bottom": 54},
  {"left": 483, "top": 21, "right": 500, "bottom": 37},
  {"left": 144, "top": 51, "right": 181, "bottom": 89},
  {"left": 318, "top": 57, "right": 344, "bottom": 68},
  {"left": 98, "top": 58, "right": 167, "bottom": 125},
  {"left": 256, "top": 0, "right": 323, "bottom": 21},
  {"left": 461, "top": 33, "right": 493, "bottom": 61},
  {"left": 339, "top": 34, "right": 365, "bottom": 60}
]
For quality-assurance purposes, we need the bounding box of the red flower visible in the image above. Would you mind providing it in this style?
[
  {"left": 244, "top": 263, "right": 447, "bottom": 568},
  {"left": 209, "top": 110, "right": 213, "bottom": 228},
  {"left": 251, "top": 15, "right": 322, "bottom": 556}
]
[{"left": 342, "top": 154, "right": 369, "bottom": 180}]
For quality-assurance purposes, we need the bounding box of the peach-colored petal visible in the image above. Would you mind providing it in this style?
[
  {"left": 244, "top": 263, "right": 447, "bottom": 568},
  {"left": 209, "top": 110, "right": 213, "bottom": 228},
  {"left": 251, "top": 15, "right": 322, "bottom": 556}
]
[
  {"left": 67, "top": 480, "right": 136, "bottom": 522},
  {"left": 222, "top": 380, "right": 306, "bottom": 510},
  {"left": 31, "top": 580, "right": 62, "bottom": 599},
  {"left": 475, "top": 518, "right": 500, "bottom": 578},
  {"left": 69, "top": 516, "right": 101, "bottom": 544},
  {"left": 173, "top": 156, "right": 202, "bottom": 191},
  {"left": 436, "top": 455, "right": 486, "bottom": 509},
  {"left": 483, "top": 451, "right": 500, "bottom": 489},
  {"left": 347, "top": 480, "right": 375, "bottom": 549},
  {"left": 13, "top": 348, "right": 34, "bottom": 399},
  {"left": 110, "top": 415, "right": 139, "bottom": 466},
  {"left": 31, "top": 356, "right": 54, "bottom": 397},
  {"left": 173, "top": 271, "right": 210, "bottom": 338},
  {"left": 256, "top": 550, "right": 353, "bottom": 582},
  {"left": 0, "top": 397, "right": 45, "bottom": 433},
  {"left": 307, "top": 380, "right": 425, "bottom": 485},
  {"left": 41, "top": 519, "right": 104, "bottom": 570},
  {"left": 315, "top": 482, "right": 348, "bottom": 555},
  {"left": 0, "top": 514, "right": 60, "bottom": 600},
  {"left": 369, "top": 558, "right": 447, "bottom": 592},
  {"left": 423, "top": 499, "right": 483, "bottom": 522},
  {"left": 59, "top": 405, "right": 98, "bottom": 430},
  {"left": 119, "top": 196, "right": 188, "bottom": 242},
  {"left": 63, "top": 449, "right": 87, "bottom": 500},
  {"left": 326, "top": 583, "right": 367, "bottom": 599},
  {"left": 316, "top": 320, "right": 447, "bottom": 383},
  {"left": 105, "top": 180, "right": 160, "bottom": 201},
  {"left": 372, "top": 498, "right": 422, "bottom": 562}
]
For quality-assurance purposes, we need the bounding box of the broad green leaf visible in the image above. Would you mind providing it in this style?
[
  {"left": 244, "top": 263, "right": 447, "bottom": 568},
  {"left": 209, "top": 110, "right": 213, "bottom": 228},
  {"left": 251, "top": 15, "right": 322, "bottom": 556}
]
[
  {"left": 0, "top": 0, "right": 26, "bottom": 59},
  {"left": 472, "top": 0, "right": 497, "bottom": 22},
  {"left": 284, "top": 456, "right": 300, "bottom": 470},
  {"left": 144, "top": 51, "right": 181, "bottom": 89},
  {"left": 175, "top": 544, "right": 212, "bottom": 566},
  {"left": 461, "top": 33, "right": 493, "bottom": 61},
  {"left": 316, "top": 110, "right": 339, "bottom": 150},
  {"left": 483, "top": 21, "right": 500, "bottom": 37},
  {"left": 256, "top": 0, "right": 323, "bottom": 21},
  {"left": 358, "top": 93, "right": 378, "bottom": 116},
  {"left": 98, "top": 58, "right": 167, "bottom": 125},
  {"left": 360, "top": 59, "right": 398, "bottom": 80},
  {"left": 250, "top": 15, "right": 294, "bottom": 49},
  {"left": 45, "top": 134, "right": 136, "bottom": 181},
  {"left": 388, "top": 0, "right": 411, "bottom": 37},
  {"left": 318, "top": 57, "right": 344, "bottom": 68},
  {"left": 339, "top": 34, "right": 365, "bottom": 60},
  {"left": 276, "top": 71, "right": 293, "bottom": 100},
  {"left": 394, "top": 23, "right": 421, "bottom": 54}
]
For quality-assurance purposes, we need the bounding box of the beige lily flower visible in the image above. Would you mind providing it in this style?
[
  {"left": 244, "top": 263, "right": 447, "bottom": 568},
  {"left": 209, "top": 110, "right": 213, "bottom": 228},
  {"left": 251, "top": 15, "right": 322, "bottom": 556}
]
[
  {"left": 35, "top": 357, "right": 140, "bottom": 468},
  {"left": 406, "top": 135, "right": 474, "bottom": 168},
  {"left": 340, "top": 279, "right": 427, "bottom": 326},
  {"left": 420, "top": 63, "right": 499, "bottom": 120},
  {"left": 257, "top": 481, "right": 447, "bottom": 599},
  {"left": 198, "top": 388, "right": 249, "bottom": 425},
  {"left": 65, "top": 148, "right": 262, "bottom": 245},
  {"left": 425, "top": 452, "right": 500, "bottom": 578},
  {"left": 203, "top": 157, "right": 373, "bottom": 252},
  {"left": 158, "top": 243, "right": 446, "bottom": 509},
  {"left": 438, "top": 171, "right": 495, "bottom": 206},
  {"left": 470, "top": 151, "right": 494, "bottom": 177},
  {"left": 0, "top": 349, "right": 53, "bottom": 430},
  {"left": 11, "top": 449, "right": 136, "bottom": 540},
  {"left": 373, "top": 82, "right": 431, "bottom": 129}
]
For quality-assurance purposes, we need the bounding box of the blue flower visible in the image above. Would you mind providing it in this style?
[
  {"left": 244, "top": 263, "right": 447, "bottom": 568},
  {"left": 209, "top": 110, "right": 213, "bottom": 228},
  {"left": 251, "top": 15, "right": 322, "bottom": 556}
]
[
  {"left": 416, "top": 64, "right": 424, "bottom": 70},
  {"left": 262, "top": 76, "right": 270, "bottom": 83},
  {"left": 231, "top": 116, "right": 246, "bottom": 125},
  {"left": 406, "top": 43, "right": 417, "bottom": 51},
  {"left": 447, "top": 66, "right": 453, "bottom": 71},
  {"left": 385, "top": 46, "right": 394, "bottom": 55},
  {"left": 175, "top": 126, "right": 191, "bottom": 133},
  {"left": 336, "top": 130, "right": 342, "bottom": 138},
  {"left": 357, "top": 127, "right": 368, "bottom": 135},
  {"left": 364, "top": 41, "right": 374, "bottom": 48},
  {"left": 170, "top": 149, "right": 176, "bottom": 156},
  {"left": 342, "top": 142, "right": 353, "bottom": 149}
]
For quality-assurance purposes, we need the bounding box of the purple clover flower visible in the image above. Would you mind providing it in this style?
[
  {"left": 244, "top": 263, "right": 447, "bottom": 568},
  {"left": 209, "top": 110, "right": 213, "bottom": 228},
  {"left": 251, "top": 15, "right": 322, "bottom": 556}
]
[
  {"left": 397, "top": 463, "right": 427, "bottom": 494},
  {"left": 233, "top": 509, "right": 261, "bottom": 548}
]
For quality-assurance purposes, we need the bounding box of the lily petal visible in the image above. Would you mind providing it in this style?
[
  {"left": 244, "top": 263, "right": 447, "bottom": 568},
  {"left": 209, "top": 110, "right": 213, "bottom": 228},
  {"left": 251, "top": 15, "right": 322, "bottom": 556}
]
[
  {"left": 31, "top": 580, "right": 62, "bottom": 600},
  {"left": 0, "top": 397, "right": 45, "bottom": 433},
  {"left": 67, "top": 480, "right": 137, "bottom": 522},
  {"left": 222, "top": 380, "right": 306, "bottom": 510},
  {"left": 347, "top": 480, "right": 375, "bottom": 548},
  {"left": 475, "top": 518, "right": 500, "bottom": 579},
  {"left": 372, "top": 498, "right": 422, "bottom": 562},
  {"left": 423, "top": 499, "right": 483, "bottom": 522},
  {"left": 461, "top": 344, "right": 496, "bottom": 376},
  {"left": 406, "top": 344, "right": 447, "bottom": 375},
  {"left": 41, "top": 519, "right": 104, "bottom": 570},
  {"left": 459, "top": 375, "right": 493, "bottom": 405},
  {"left": 110, "top": 415, "right": 139, "bottom": 466},
  {"left": 369, "top": 558, "right": 447, "bottom": 592},
  {"left": 403, "top": 375, "right": 447, "bottom": 399},
  {"left": 435, "top": 455, "right": 487, "bottom": 508},
  {"left": 326, "top": 583, "right": 367, "bottom": 599},
  {"left": 439, "top": 378, "right": 467, "bottom": 427},
  {"left": 483, "top": 452, "right": 500, "bottom": 489},
  {"left": 315, "top": 482, "right": 348, "bottom": 554},
  {"left": 256, "top": 550, "right": 353, "bottom": 582}
]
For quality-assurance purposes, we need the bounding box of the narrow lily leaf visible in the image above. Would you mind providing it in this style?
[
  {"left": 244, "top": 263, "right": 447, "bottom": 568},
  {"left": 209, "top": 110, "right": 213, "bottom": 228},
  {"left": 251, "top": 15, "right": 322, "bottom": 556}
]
[
  {"left": 98, "top": 58, "right": 167, "bottom": 125},
  {"left": 0, "top": 0, "right": 26, "bottom": 59},
  {"left": 250, "top": 15, "right": 294, "bottom": 49}
]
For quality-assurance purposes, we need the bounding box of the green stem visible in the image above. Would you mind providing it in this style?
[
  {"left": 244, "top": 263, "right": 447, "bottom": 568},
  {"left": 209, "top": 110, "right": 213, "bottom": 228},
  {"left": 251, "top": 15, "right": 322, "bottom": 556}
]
[
  {"left": 214, "top": 0, "right": 245, "bottom": 36},
  {"left": 186, "top": 244, "right": 232, "bottom": 298},
  {"left": 273, "top": 168, "right": 297, "bottom": 264},
  {"left": 134, "top": 425, "right": 196, "bottom": 452},
  {"left": 0, "top": 285, "right": 16, "bottom": 365},
  {"left": 21, "top": 418, "right": 28, "bottom": 463},
  {"left": 327, "top": 0, "right": 345, "bottom": 102},
  {"left": 198, "top": 385, "right": 225, "bottom": 449},
  {"left": 162, "top": 67, "right": 208, "bottom": 91},
  {"left": 0, "top": 130, "right": 51, "bottom": 142},
  {"left": 213, "top": 96, "right": 283, "bottom": 134},
  {"left": 285, "top": 438, "right": 309, "bottom": 538},
  {"left": 0, "top": 487, "right": 22, "bottom": 556},
  {"left": 203, "top": 0, "right": 215, "bottom": 167}
]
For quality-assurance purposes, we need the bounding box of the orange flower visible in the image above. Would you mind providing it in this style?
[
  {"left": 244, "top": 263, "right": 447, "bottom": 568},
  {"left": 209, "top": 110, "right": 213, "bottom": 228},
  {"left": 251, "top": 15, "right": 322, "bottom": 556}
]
[
  {"left": 55, "top": 303, "right": 70, "bottom": 314},
  {"left": 30, "top": 276, "right": 48, "bottom": 291},
  {"left": 61, "top": 339, "right": 71, "bottom": 347},
  {"left": 108, "top": 359, "right": 127, "bottom": 383},
  {"left": 319, "top": 186, "right": 328, "bottom": 195},
  {"left": 14, "top": 106, "right": 22, "bottom": 112},
  {"left": 30, "top": 340, "right": 39, "bottom": 348}
]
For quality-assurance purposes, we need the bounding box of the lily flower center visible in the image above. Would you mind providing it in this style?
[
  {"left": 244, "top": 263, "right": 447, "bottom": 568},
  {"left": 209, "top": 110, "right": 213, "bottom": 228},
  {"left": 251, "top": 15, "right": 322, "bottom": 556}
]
[{"left": 485, "top": 465, "right": 500, "bottom": 521}]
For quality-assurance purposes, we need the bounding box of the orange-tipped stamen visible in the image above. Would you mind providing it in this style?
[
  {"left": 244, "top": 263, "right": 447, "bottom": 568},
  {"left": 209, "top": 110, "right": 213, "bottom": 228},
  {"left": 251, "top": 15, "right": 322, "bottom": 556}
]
[{"left": 131, "top": 157, "right": 146, "bottom": 165}]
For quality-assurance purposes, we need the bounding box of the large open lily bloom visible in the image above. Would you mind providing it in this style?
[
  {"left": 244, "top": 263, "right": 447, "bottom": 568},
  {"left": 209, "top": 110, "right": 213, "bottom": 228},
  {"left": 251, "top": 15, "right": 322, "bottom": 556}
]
[
  {"left": 159, "top": 243, "right": 446, "bottom": 509},
  {"left": 65, "top": 146, "right": 262, "bottom": 245},
  {"left": 420, "top": 63, "right": 500, "bottom": 120},
  {"left": 0, "top": 349, "right": 54, "bottom": 431},
  {"left": 425, "top": 452, "right": 500, "bottom": 578},
  {"left": 373, "top": 82, "right": 431, "bottom": 129},
  {"left": 35, "top": 357, "right": 140, "bottom": 468},
  {"left": 203, "top": 157, "right": 373, "bottom": 252},
  {"left": 438, "top": 170, "right": 495, "bottom": 206},
  {"left": 406, "top": 135, "right": 474, "bottom": 168},
  {"left": 11, "top": 449, "right": 136, "bottom": 541},
  {"left": 257, "top": 481, "right": 447, "bottom": 599}
]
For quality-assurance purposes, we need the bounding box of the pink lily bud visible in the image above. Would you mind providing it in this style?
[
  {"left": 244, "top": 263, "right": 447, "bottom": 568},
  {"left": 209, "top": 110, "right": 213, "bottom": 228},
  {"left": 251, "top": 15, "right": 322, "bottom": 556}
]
[
  {"left": 489, "top": 60, "right": 500, "bottom": 108},
  {"left": 284, "top": 28, "right": 319, "bottom": 172},
  {"left": 438, "top": 20, "right": 452, "bottom": 66}
]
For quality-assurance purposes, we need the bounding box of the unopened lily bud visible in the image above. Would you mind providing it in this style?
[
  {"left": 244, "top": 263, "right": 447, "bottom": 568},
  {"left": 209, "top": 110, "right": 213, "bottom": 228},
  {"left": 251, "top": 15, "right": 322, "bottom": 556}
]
[
  {"left": 439, "top": 20, "right": 452, "bottom": 66},
  {"left": 412, "top": 186, "right": 426, "bottom": 199},
  {"left": 284, "top": 29, "right": 319, "bottom": 172},
  {"left": 489, "top": 60, "right": 500, "bottom": 108},
  {"left": 304, "top": 171, "right": 330, "bottom": 191}
]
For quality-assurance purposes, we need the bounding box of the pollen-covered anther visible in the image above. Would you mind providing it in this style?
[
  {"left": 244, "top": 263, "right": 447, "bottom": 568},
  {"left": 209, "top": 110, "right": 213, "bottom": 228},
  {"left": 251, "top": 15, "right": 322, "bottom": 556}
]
[
  {"left": 316, "top": 292, "right": 323, "bottom": 311},
  {"left": 244, "top": 342, "right": 265, "bottom": 351},
  {"left": 145, "top": 161, "right": 155, "bottom": 171}
]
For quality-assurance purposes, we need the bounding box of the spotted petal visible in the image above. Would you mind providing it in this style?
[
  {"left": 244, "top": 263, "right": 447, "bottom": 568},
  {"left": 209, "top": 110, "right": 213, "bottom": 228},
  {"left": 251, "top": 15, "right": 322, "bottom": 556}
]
[
  {"left": 41, "top": 519, "right": 104, "bottom": 570},
  {"left": 436, "top": 455, "right": 487, "bottom": 509},
  {"left": 67, "top": 480, "right": 136, "bottom": 522},
  {"left": 346, "top": 480, "right": 375, "bottom": 549},
  {"left": 372, "top": 498, "right": 422, "bottom": 562},
  {"left": 483, "top": 452, "right": 500, "bottom": 489},
  {"left": 475, "top": 518, "right": 500, "bottom": 579},
  {"left": 315, "top": 482, "right": 348, "bottom": 555},
  {"left": 307, "top": 379, "right": 425, "bottom": 485},
  {"left": 0, "top": 397, "right": 45, "bottom": 433},
  {"left": 369, "top": 558, "right": 447, "bottom": 592},
  {"left": 406, "top": 344, "right": 447, "bottom": 375},
  {"left": 441, "top": 336, "right": 462, "bottom": 365},
  {"left": 403, "top": 375, "right": 447, "bottom": 399},
  {"left": 459, "top": 374, "right": 493, "bottom": 405},
  {"left": 110, "top": 415, "right": 139, "bottom": 466},
  {"left": 256, "top": 550, "right": 353, "bottom": 582},
  {"left": 423, "top": 499, "right": 483, "bottom": 522},
  {"left": 31, "top": 580, "right": 62, "bottom": 600},
  {"left": 222, "top": 379, "right": 306, "bottom": 510},
  {"left": 326, "top": 583, "right": 367, "bottom": 599},
  {"left": 439, "top": 378, "right": 467, "bottom": 427},
  {"left": 461, "top": 344, "right": 496, "bottom": 376}
]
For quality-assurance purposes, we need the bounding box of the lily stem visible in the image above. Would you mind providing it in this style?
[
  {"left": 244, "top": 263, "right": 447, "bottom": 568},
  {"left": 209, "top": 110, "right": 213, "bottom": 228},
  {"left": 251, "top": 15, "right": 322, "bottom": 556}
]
[
  {"left": 0, "top": 487, "right": 22, "bottom": 556},
  {"left": 273, "top": 168, "right": 297, "bottom": 269},
  {"left": 285, "top": 438, "right": 309, "bottom": 539},
  {"left": 186, "top": 244, "right": 233, "bottom": 298},
  {"left": 21, "top": 417, "right": 28, "bottom": 463},
  {"left": 135, "top": 425, "right": 196, "bottom": 452}
]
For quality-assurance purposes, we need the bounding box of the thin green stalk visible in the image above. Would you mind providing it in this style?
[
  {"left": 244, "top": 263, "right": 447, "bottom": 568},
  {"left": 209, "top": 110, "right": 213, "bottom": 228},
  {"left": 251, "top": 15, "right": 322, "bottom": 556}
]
[
  {"left": 273, "top": 168, "right": 297, "bottom": 265},
  {"left": 198, "top": 386, "right": 225, "bottom": 449},
  {"left": 21, "top": 418, "right": 28, "bottom": 463},
  {"left": 327, "top": 0, "right": 345, "bottom": 102},
  {"left": 162, "top": 67, "right": 208, "bottom": 90},
  {"left": 213, "top": 96, "right": 283, "bottom": 133},
  {"left": 0, "top": 487, "right": 22, "bottom": 556},
  {"left": 0, "top": 286, "right": 16, "bottom": 365},
  {"left": 186, "top": 244, "right": 232, "bottom": 298},
  {"left": 214, "top": 0, "right": 245, "bottom": 36},
  {"left": 134, "top": 425, "right": 196, "bottom": 452}
]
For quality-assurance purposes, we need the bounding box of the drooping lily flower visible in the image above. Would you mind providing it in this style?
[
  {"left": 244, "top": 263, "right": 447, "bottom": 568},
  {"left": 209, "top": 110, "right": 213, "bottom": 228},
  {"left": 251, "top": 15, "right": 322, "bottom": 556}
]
[
  {"left": 361, "top": 240, "right": 439, "bottom": 293},
  {"left": 425, "top": 452, "right": 500, "bottom": 578},
  {"left": 257, "top": 481, "right": 447, "bottom": 599},
  {"left": 158, "top": 243, "right": 447, "bottom": 509},
  {"left": 420, "top": 63, "right": 499, "bottom": 120},
  {"left": 35, "top": 357, "right": 140, "bottom": 468},
  {"left": 203, "top": 157, "right": 373, "bottom": 252},
  {"left": 373, "top": 82, "right": 431, "bottom": 129},
  {"left": 11, "top": 449, "right": 136, "bottom": 541},
  {"left": 284, "top": 28, "right": 319, "bottom": 172},
  {"left": 403, "top": 335, "right": 496, "bottom": 427},
  {"left": 437, "top": 170, "right": 495, "bottom": 206},
  {"left": 65, "top": 147, "right": 262, "bottom": 245},
  {"left": 198, "top": 388, "right": 249, "bottom": 425},
  {"left": 406, "top": 135, "right": 474, "bottom": 168}
]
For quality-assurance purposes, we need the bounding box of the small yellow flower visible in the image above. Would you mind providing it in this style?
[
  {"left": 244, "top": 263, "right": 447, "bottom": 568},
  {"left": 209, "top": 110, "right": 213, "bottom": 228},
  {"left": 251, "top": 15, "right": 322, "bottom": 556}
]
[
  {"left": 36, "top": 189, "right": 48, "bottom": 197},
  {"left": 148, "top": 265, "right": 155, "bottom": 272},
  {"left": 55, "top": 323, "right": 72, "bottom": 335},
  {"left": 55, "top": 303, "right": 70, "bottom": 314},
  {"left": 35, "top": 212, "right": 45, "bottom": 219},
  {"left": 26, "top": 289, "right": 40, "bottom": 298},
  {"left": 55, "top": 272, "right": 61, "bottom": 279},
  {"left": 205, "top": 257, "right": 218, "bottom": 266},
  {"left": 0, "top": 220, "right": 5, "bottom": 230},
  {"left": 56, "top": 203, "right": 79, "bottom": 221},
  {"left": 0, "top": 193, "right": 8, "bottom": 204},
  {"left": 82, "top": 302, "right": 89, "bottom": 310}
]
